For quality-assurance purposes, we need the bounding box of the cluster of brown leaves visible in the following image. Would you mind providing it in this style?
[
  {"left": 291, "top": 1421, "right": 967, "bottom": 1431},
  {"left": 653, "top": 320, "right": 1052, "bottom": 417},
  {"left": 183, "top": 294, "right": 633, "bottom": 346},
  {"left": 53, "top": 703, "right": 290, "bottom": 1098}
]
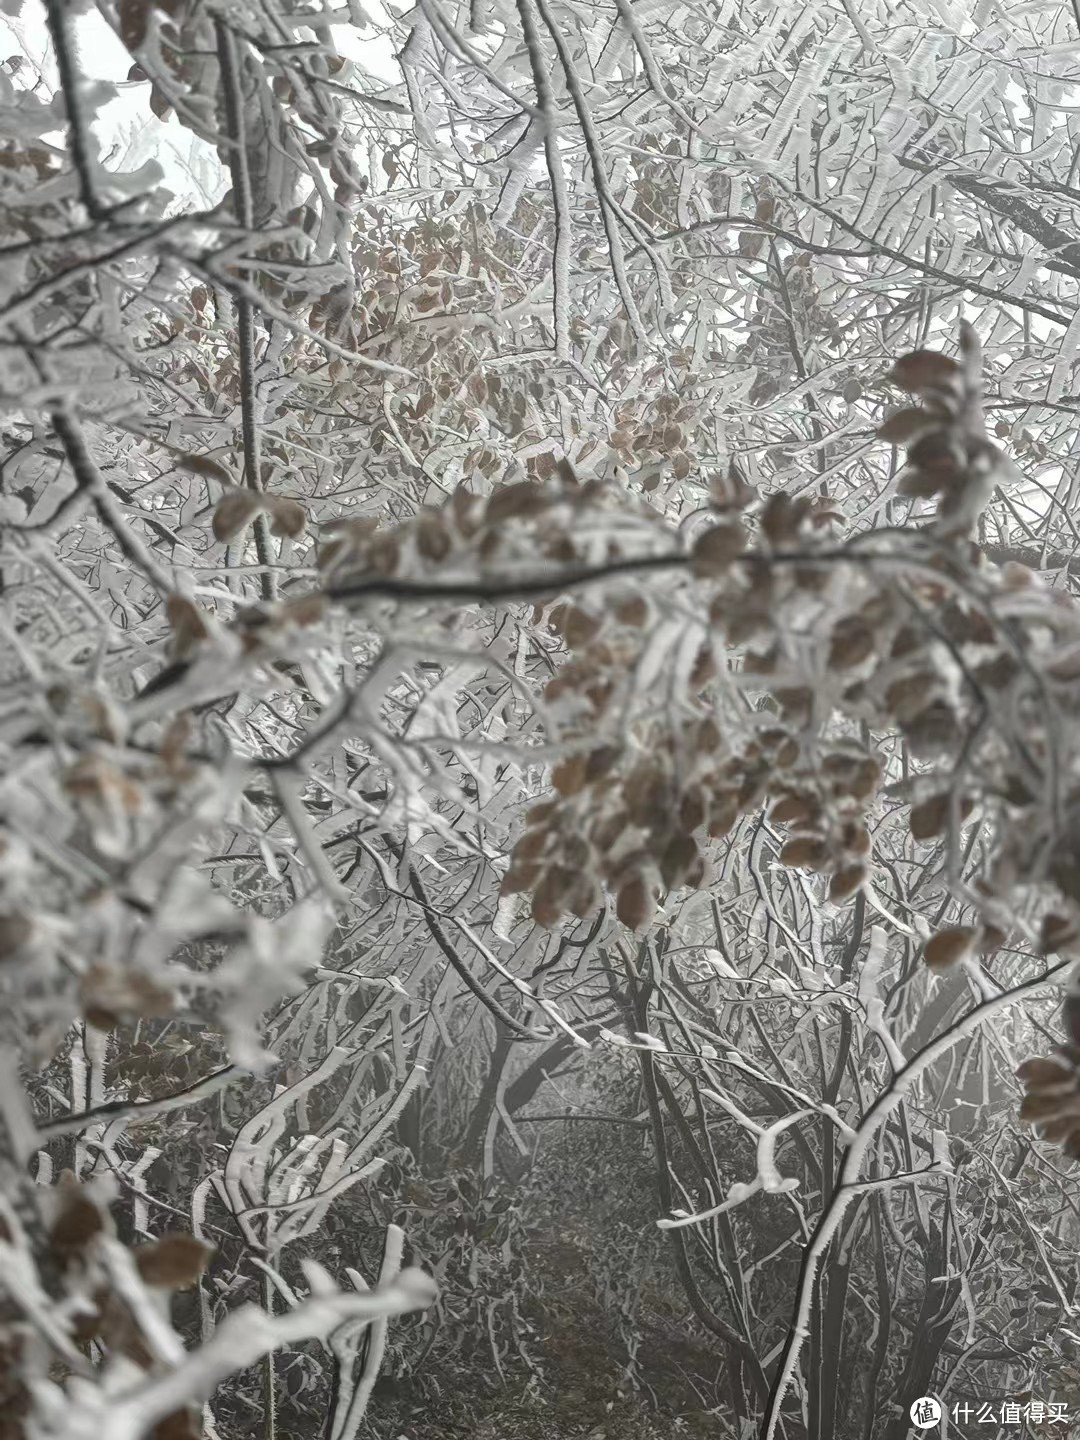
[
  {"left": 317, "top": 462, "right": 661, "bottom": 586},
  {"left": 164, "top": 590, "right": 327, "bottom": 666},
  {"left": 608, "top": 390, "right": 703, "bottom": 486},
  {"left": 768, "top": 740, "right": 880, "bottom": 902},
  {"left": 44, "top": 1172, "right": 212, "bottom": 1440},
  {"left": 1016, "top": 1047, "right": 1080, "bottom": 1163},
  {"left": 502, "top": 719, "right": 733, "bottom": 933},
  {"left": 881, "top": 333, "right": 1005, "bottom": 536},
  {"left": 919, "top": 923, "right": 1003, "bottom": 975},
  {"left": 55, "top": 703, "right": 199, "bottom": 856},
  {"left": 496, "top": 333, "right": 1080, "bottom": 1182},
  {"left": 502, "top": 473, "right": 885, "bottom": 930},
  {"left": 211, "top": 489, "right": 307, "bottom": 546},
  {"left": 78, "top": 958, "right": 177, "bottom": 1034},
  {"left": 696, "top": 484, "right": 885, "bottom": 902}
]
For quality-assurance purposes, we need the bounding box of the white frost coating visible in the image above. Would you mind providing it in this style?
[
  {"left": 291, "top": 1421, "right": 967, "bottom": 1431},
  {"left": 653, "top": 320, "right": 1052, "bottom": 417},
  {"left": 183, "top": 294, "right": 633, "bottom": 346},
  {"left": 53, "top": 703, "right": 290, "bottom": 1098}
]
[
  {"left": 1047, "top": 304, "right": 1080, "bottom": 403},
  {"left": 244, "top": 1159, "right": 386, "bottom": 1238},
  {"left": 633, "top": 1031, "right": 668, "bottom": 1051},
  {"left": 98, "top": 1237, "right": 186, "bottom": 1367},
  {"left": 932, "top": 1130, "right": 953, "bottom": 1175},
  {"left": 657, "top": 1097, "right": 805, "bottom": 1225},
  {"left": 854, "top": 152, "right": 899, "bottom": 231},
  {"left": 701, "top": 1086, "right": 763, "bottom": 1135},
  {"left": 1005, "top": 249, "right": 1046, "bottom": 299},
  {"left": 755, "top": 1112, "right": 809, "bottom": 1194},
  {"left": 818, "top": 1104, "right": 857, "bottom": 1145},
  {"left": 758, "top": 39, "right": 846, "bottom": 164},
  {"left": 222, "top": 1044, "right": 359, "bottom": 1245},
  {"left": 272, "top": 772, "right": 351, "bottom": 906},
  {"left": 657, "top": 1177, "right": 763, "bottom": 1230},
  {"left": 858, "top": 926, "right": 906, "bottom": 1071},
  {"left": 862, "top": 882, "right": 921, "bottom": 938},
  {"left": 703, "top": 949, "right": 741, "bottom": 979},
  {"left": 760, "top": 958, "right": 1072, "bottom": 1440},
  {"left": 331, "top": 1224, "right": 405, "bottom": 1440},
  {"left": 27, "top": 1269, "right": 437, "bottom": 1440}
]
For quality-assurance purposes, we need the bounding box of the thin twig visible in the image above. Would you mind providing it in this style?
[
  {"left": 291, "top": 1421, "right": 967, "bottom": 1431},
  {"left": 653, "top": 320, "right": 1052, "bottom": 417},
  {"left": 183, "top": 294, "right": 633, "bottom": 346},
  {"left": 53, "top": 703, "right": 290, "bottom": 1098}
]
[{"left": 214, "top": 18, "right": 276, "bottom": 604}]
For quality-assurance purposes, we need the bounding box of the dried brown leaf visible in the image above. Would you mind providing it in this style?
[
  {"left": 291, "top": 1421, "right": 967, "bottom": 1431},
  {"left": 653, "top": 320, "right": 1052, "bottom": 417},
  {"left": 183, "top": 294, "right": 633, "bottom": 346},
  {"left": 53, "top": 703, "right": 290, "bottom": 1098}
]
[
  {"left": 709, "top": 464, "right": 755, "bottom": 512},
  {"left": 159, "top": 713, "right": 192, "bottom": 773},
  {"left": 886, "top": 351, "right": 962, "bottom": 393},
  {"left": 626, "top": 762, "right": 669, "bottom": 827},
  {"left": 707, "top": 790, "right": 739, "bottom": 839},
  {"left": 134, "top": 1233, "right": 213, "bottom": 1289},
  {"left": 531, "top": 869, "right": 567, "bottom": 928},
  {"left": 0, "top": 910, "right": 33, "bottom": 960},
  {"left": 1041, "top": 914, "right": 1078, "bottom": 954},
  {"left": 1019, "top": 1091, "right": 1080, "bottom": 1124},
  {"left": 415, "top": 511, "right": 451, "bottom": 562},
  {"left": 769, "top": 794, "right": 815, "bottom": 827},
  {"left": 1043, "top": 1116, "right": 1080, "bottom": 1146},
  {"left": 828, "top": 863, "right": 866, "bottom": 903},
  {"left": 614, "top": 595, "right": 648, "bottom": 627},
  {"left": 212, "top": 491, "right": 262, "bottom": 543},
  {"left": 922, "top": 926, "right": 976, "bottom": 972},
  {"left": 776, "top": 686, "right": 813, "bottom": 722},
  {"left": 896, "top": 467, "right": 944, "bottom": 500},
  {"left": 499, "top": 858, "right": 541, "bottom": 897},
  {"left": 909, "top": 793, "right": 948, "bottom": 841},
  {"left": 877, "top": 408, "right": 937, "bottom": 445},
  {"left": 1001, "top": 561, "right": 1036, "bottom": 591},
  {"left": 585, "top": 746, "right": 620, "bottom": 782},
  {"left": 828, "top": 616, "right": 876, "bottom": 671},
  {"left": 695, "top": 717, "right": 722, "bottom": 754},
  {"left": 50, "top": 1176, "right": 105, "bottom": 1255},
  {"left": 366, "top": 532, "right": 401, "bottom": 575},
  {"left": 616, "top": 873, "right": 656, "bottom": 932},
  {"left": 839, "top": 819, "right": 871, "bottom": 857},
  {"left": 81, "top": 965, "right": 176, "bottom": 1030},
  {"left": 118, "top": 0, "right": 151, "bottom": 52},
  {"left": 760, "top": 493, "right": 810, "bottom": 546},
  {"left": 690, "top": 523, "right": 745, "bottom": 577},
  {"left": 884, "top": 672, "right": 935, "bottom": 724},
  {"left": 690, "top": 643, "right": 716, "bottom": 689},
  {"left": 552, "top": 755, "right": 588, "bottom": 797},
  {"left": 851, "top": 755, "right": 882, "bottom": 802},
  {"left": 660, "top": 835, "right": 698, "bottom": 889},
  {"left": 266, "top": 496, "right": 307, "bottom": 538},
  {"left": 903, "top": 701, "right": 958, "bottom": 754},
  {"left": 779, "top": 834, "right": 827, "bottom": 870},
  {"left": 165, "top": 594, "right": 208, "bottom": 659},
  {"left": 281, "top": 594, "right": 327, "bottom": 628},
  {"left": 559, "top": 606, "right": 601, "bottom": 648},
  {"left": 484, "top": 481, "right": 545, "bottom": 525},
  {"left": 151, "top": 1409, "right": 202, "bottom": 1440},
  {"left": 908, "top": 432, "right": 963, "bottom": 475},
  {"left": 1017, "top": 1056, "right": 1076, "bottom": 1089}
]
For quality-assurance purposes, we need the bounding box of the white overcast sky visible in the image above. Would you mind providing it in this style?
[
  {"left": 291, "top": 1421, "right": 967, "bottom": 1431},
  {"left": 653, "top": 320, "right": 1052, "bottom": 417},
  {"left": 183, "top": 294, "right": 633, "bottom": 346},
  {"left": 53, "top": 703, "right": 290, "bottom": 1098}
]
[{"left": 0, "top": 3, "right": 402, "bottom": 208}]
